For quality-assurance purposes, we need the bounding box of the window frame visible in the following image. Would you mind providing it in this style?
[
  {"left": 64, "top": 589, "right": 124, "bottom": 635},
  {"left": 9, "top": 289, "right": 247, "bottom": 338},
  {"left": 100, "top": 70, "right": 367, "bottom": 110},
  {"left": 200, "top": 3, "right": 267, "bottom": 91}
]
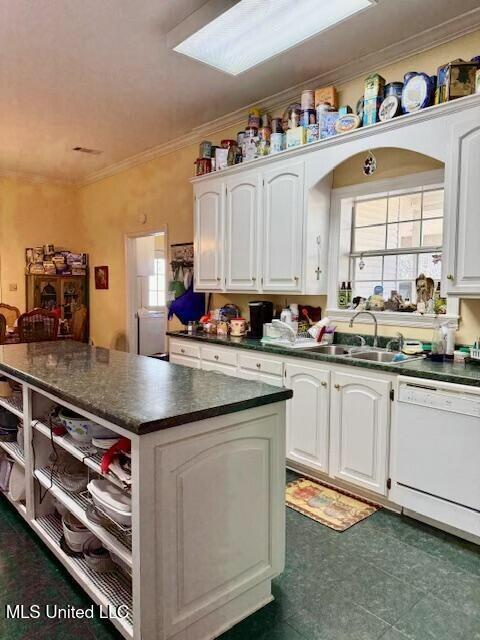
[{"left": 326, "top": 169, "right": 459, "bottom": 329}]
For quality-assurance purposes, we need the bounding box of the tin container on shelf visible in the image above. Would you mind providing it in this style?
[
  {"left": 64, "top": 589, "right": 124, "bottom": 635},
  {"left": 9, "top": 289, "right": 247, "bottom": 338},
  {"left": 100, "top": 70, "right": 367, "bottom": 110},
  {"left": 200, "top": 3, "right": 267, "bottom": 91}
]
[
  {"left": 270, "top": 132, "right": 285, "bottom": 154},
  {"left": 476, "top": 69, "right": 480, "bottom": 94},
  {"left": 335, "top": 113, "right": 361, "bottom": 133},
  {"left": 435, "top": 60, "right": 477, "bottom": 103},
  {"left": 404, "top": 71, "right": 418, "bottom": 84},
  {"left": 244, "top": 126, "right": 258, "bottom": 139},
  {"left": 306, "top": 124, "right": 319, "bottom": 143},
  {"left": 300, "top": 109, "right": 316, "bottom": 127},
  {"left": 271, "top": 117, "right": 284, "bottom": 134},
  {"left": 364, "top": 73, "right": 385, "bottom": 101},
  {"left": 319, "top": 111, "right": 339, "bottom": 138},
  {"left": 194, "top": 158, "right": 212, "bottom": 176},
  {"left": 363, "top": 96, "right": 383, "bottom": 126},
  {"left": 384, "top": 82, "right": 404, "bottom": 99},
  {"left": 221, "top": 139, "right": 236, "bottom": 149},
  {"left": 314, "top": 85, "right": 338, "bottom": 109},
  {"left": 402, "top": 73, "right": 434, "bottom": 113},
  {"left": 379, "top": 95, "right": 402, "bottom": 121},
  {"left": 227, "top": 144, "right": 238, "bottom": 165},
  {"left": 215, "top": 147, "right": 229, "bottom": 170},
  {"left": 236, "top": 131, "right": 245, "bottom": 147},
  {"left": 199, "top": 140, "right": 212, "bottom": 159},
  {"left": 258, "top": 126, "right": 271, "bottom": 142},
  {"left": 301, "top": 89, "right": 315, "bottom": 110},
  {"left": 261, "top": 113, "right": 271, "bottom": 129},
  {"left": 338, "top": 105, "right": 352, "bottom": 116},
  {"left": 283, "top": 103, "right": 302, "bottom": 130},
  {"left": 257, "top": 139, "right": 270, "bottom": 156},
  {"left": 286, "top": 126, "right": 307, "bottom": 148},
  {"left": 247, "top": 107, "right": 261, "bottom": 128}
]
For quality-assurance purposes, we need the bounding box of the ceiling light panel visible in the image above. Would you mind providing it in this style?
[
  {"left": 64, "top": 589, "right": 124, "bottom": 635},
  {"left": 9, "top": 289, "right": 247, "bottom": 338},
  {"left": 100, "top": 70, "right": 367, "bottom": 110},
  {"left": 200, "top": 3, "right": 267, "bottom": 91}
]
[{"left": 174, "top": 0, "right": 376, "bottom": 76}]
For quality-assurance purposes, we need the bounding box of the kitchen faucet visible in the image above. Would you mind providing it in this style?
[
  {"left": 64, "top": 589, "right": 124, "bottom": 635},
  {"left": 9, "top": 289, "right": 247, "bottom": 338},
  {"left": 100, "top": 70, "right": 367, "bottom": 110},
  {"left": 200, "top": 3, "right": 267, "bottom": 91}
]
[{"left": 349, "top": 311, "right": 378, "bottom": 348}]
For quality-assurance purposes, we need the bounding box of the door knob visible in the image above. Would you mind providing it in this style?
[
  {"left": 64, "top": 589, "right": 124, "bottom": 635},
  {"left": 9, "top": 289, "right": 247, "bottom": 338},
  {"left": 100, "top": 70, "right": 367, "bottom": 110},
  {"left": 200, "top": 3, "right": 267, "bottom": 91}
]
[
  {"left": 334, "top": 384, "right": 341, "bottom": 390},
  {"left": 321, "top": 381, "right": 327, "bottom": 387},
  {"left": 214, "top": 355, "right": 219, "bottom": 360},
  {"left": 256, "top": 363, "right": 261, "bottom": 369},
  {"left": 446, "top": 274, "right": 454, "bottom": 281},
  {"left": 180, "top": 349, "right": 185, "bottom": 354}
]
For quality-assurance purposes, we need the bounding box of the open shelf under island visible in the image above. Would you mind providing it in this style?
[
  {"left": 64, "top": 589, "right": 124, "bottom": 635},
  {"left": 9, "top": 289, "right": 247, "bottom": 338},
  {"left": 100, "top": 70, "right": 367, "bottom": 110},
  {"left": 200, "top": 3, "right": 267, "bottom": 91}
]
[{"left": 0, "top": 341, "right": 291, "bottom": 640}]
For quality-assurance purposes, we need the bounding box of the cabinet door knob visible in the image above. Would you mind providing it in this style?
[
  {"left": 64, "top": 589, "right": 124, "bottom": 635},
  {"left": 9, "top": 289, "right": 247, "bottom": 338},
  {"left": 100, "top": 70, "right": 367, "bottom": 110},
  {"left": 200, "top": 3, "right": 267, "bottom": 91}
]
[
  {"left": 252, "top": 276, "right": 256, "bottom": 282},
  {"left": 447, "top": 274, "right": 454, "bottom": 281},
  {"left": 294, "top": 276, "right": 299, "bottom": 282},
  {"left": 214, "top": 355, "right": 219, "bottom": 360},
  {"left": 321, "top": 381, "right": 327, "bottom": 387},
  {"left": 180, "top": 349, "right": 185, "bottom": 354},
  {"left": 216, "top": 277, "right": 221, "bottom": 281},
  {"left": 256, "top": 363, "right": 261, "bottom": 369},
  {"left": 334, "top": 383, "right": 341, "bottom": 390}
]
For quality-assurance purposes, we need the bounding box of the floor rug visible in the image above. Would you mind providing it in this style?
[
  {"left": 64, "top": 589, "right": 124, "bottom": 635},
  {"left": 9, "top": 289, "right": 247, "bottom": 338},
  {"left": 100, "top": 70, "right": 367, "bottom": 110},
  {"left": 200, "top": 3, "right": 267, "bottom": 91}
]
[{"left": 286, "top": 477, "right": 380, "bottom": 531}]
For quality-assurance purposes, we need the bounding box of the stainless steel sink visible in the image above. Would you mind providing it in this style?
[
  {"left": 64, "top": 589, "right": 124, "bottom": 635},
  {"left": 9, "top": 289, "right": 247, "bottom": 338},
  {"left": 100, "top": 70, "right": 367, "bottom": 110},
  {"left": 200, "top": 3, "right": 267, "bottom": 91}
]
[
  {"left": 347, "top": 350, "right": 423, "bottom": 364},
  {"left": 300, "top": 345, "right": 353, "bottom": 355}
]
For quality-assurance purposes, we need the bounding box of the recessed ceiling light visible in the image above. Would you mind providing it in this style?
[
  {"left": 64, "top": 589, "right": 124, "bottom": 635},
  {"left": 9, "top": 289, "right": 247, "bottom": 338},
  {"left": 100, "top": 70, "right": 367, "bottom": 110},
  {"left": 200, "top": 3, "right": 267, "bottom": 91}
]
[
  {"left": 173, "top": 0, "right": 376, "bottom": 76},
  {"left": 72, "top": 146, "right": 103, "bottom": 155}
]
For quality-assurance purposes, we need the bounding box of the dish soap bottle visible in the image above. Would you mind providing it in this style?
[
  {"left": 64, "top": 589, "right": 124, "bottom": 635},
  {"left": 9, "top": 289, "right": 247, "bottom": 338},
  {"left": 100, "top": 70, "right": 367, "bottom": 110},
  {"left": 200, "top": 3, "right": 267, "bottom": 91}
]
[
  {"left": 338, "top": 282, "right": 347, "bottom": 309},
  {"left": 431, "top": 320, "right": 446, "bottom": 362}
]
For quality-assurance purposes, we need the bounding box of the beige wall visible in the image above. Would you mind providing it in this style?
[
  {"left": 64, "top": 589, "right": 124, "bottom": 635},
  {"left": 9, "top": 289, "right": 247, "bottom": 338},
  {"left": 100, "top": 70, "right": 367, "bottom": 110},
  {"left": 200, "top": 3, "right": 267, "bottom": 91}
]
[
  {"left": 0, "top": 176, "right": 79, "bottom": 312},
  {"left": 2, "top": 31, "right": 479, "bottom": 347}
]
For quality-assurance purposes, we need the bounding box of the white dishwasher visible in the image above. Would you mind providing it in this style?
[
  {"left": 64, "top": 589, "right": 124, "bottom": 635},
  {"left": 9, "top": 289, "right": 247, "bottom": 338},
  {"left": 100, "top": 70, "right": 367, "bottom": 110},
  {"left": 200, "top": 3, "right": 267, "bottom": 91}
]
[{"left": 391, "top": 376, "right": 480, "bottom": 539}]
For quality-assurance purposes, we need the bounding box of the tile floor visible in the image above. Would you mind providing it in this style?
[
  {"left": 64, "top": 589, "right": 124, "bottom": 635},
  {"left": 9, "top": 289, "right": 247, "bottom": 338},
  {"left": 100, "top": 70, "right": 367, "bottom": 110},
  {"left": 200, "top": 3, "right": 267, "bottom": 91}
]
[{"left": 1, "top": 470, "right": 480, "bottom": 639}]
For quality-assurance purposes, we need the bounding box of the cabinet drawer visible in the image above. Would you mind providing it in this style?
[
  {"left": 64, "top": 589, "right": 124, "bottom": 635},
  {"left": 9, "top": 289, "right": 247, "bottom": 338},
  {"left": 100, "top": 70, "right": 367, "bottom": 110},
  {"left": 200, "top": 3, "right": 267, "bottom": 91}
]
[
  {"left": 202, "top": 346, "right": 238, "bottom": 367},
  {"left": 170, "top": 340, "right": 201, "bottom": 359},
  {"left": 238, "top": 353, "right": 283, "bottom": 377}
]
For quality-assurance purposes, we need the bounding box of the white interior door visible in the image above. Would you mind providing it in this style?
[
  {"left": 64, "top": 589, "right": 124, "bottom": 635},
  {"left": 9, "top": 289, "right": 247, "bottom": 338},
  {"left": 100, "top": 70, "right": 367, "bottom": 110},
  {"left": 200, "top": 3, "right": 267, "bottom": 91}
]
[
  {"left": 262, "top": 161, "right": 304, "bottom": 291},
  {"left": 330, "top": 371, "right": 390, "bottom": 495},
  {"left": 285, "top": 362, "right": 330, "bottom": 473},
  {"left": 225, "top": 173, "right": 260, "bottom": 291}
]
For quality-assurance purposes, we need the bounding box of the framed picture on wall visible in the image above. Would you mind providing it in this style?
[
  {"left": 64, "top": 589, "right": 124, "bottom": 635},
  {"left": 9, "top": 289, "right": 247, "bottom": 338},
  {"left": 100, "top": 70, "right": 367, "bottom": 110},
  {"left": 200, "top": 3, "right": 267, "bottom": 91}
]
[{"left": 94, "top": 266, "right": 109, "bottom": 289}]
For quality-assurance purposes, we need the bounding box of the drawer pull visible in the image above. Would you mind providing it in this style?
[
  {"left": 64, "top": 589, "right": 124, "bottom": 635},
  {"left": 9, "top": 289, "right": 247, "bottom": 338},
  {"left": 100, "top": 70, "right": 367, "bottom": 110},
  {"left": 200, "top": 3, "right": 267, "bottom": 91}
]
[
  {"left": 180, "top": 348, "right": 185, "bottom": 354},
  {"left": 447, "top": 274, "right": 454, "bottom": 281},
  {"left": 256, "top": 363, "right": 261, "bottom": 369},
  {"left": 321, "top": 381, "right": 327, "bottom": 388},
  {"left": 214, "top": 355, "right": 219, "bottom": 360},
  {"left": 334, "top": 383, "right": 341, "bottom": 390}
]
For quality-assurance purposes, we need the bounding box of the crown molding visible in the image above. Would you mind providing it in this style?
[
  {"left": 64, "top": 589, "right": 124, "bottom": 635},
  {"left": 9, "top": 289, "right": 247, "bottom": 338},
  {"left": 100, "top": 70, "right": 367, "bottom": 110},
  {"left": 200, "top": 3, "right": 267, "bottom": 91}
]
[
  {"left": 76, "top": 9, "right": 480, "bottom": 187},
  {"left": 0, "top": 168, "right": 76, "bottom": 187}
]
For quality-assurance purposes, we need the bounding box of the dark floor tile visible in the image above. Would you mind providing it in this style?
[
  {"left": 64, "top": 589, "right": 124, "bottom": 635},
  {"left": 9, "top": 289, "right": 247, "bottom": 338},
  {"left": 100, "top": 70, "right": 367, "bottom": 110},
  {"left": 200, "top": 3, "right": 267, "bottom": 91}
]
[
  {"left": 394, "top": 594, "right": 480, "bottom": 640},
  {"left": 261, "top": 621, "right": 306, "bottom": 640},
  {"left": 218, "top": 601, "right": 280, "bottom": 639},
  {"left": 333, "top": 562, "right": 424, "bottom": 625},
  {"left": 288, "top": 593, "right": 390, "bottom": 640},
  {"left": 28, "top": 619, "right": 96, "bottom": 639}
]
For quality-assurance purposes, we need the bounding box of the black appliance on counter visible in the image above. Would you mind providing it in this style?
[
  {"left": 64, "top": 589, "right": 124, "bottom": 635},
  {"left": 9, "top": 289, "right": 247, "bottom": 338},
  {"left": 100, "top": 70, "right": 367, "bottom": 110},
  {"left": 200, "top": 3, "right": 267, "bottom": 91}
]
[{"left": 248, "top": 301, "right": 274, "bottom": 338}]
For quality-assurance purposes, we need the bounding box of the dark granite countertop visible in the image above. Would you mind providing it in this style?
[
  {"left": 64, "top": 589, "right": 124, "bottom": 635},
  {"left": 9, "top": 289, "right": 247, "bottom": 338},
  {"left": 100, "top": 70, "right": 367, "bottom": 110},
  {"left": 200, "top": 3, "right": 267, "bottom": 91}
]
[
  {"left": 0, "top": 341, "right": 292, "bottom": 435},
  {"left": 168, "top": 331, "right": 480, "bottom": 388}
]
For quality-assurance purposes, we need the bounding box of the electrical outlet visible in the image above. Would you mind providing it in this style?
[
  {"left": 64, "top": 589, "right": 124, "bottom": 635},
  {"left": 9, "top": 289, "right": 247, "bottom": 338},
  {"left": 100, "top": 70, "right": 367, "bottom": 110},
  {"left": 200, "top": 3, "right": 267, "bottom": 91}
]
[{"left": 8, "top": 283, "right": 17, "bottom": 292}]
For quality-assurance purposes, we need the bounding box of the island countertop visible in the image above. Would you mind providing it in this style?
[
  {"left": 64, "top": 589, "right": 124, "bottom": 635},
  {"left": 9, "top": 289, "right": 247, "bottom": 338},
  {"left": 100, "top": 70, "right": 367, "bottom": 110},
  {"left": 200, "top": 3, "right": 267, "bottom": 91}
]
[{"left": 0, "top": 341, "right": 292, "bottom": 435}]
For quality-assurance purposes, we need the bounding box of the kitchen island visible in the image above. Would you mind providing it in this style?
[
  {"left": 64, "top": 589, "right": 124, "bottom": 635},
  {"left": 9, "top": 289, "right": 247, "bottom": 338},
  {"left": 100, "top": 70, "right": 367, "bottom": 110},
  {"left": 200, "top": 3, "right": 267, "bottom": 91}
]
[{"left": 0, "top": 341, "right": 292, "bottom": 640}]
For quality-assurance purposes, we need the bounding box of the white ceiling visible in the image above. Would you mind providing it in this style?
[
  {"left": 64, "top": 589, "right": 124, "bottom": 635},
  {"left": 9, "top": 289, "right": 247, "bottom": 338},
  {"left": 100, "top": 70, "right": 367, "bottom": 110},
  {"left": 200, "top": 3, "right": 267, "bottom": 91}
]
[{"left": 1, "top": 0, "right": 479, "bottom": 183}]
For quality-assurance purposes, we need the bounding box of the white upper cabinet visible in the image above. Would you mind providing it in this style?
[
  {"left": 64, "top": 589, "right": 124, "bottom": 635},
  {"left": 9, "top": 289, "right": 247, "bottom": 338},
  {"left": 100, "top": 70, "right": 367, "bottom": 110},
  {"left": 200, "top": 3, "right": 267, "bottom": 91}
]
[
  {"left": 225, "top": 172, "right": 261, "bottom": 291},
  {"left": 194, "top": 179, "right": 224, "bottom": 290},
  {"left": 444, "top": 111, "right": 480, "bottom": 296},
  {"left": 285, "top": 362, "right": 330, "bottom": 473},
  {"left": 262, "top": 161, "right": 304, "bottom": 292},
  {"left": 330, "top": 371, "right": 390, "bottom": 495}
]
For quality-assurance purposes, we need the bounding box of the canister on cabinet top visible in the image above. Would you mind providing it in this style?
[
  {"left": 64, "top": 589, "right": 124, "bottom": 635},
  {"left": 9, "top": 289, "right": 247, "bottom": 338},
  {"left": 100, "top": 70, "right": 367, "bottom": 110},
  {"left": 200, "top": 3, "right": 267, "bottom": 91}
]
[
  {"left": 221, "top": 139, "right": 236, "bottom": 149},
  {"left": 301, "top": 109, "right": 316, "bottom": 127},
  {"left": 244, "top": 126, "right": 258, "bottom": 139},
  {"left": 476, "top": 69, "right": 480, "bottom": 94},
  {"left": 301, "top": 89, "right": 315, "bottom": 110},
  {"left": 258, "top": 126, "right": 271, "bottom": 142},
  {"left": 194, "top": 158, "right": 211, "bottom": 176},
  {"left": 306, "top": 124, "right": 319, "bottom": 143},
  {"left": 364, "top": 73, "right": 385, "bottom": 100},
  {"left": 247, "top": 107, "right": 261, "bottom": 128},
  {"left": 270, "top": 132, "right": 285, "bottom": 154},
  {"left": 236, "top": 131, "right": 245, "bottom": 147},
  {"left": 384, "top": 82, "right": 404, "bottom": 99},
  {"left": 199, "top": 140, "right": 212, "bottom": 158},
  {"left": 271, "top": 117, "right": 284, "bottom": 133}
]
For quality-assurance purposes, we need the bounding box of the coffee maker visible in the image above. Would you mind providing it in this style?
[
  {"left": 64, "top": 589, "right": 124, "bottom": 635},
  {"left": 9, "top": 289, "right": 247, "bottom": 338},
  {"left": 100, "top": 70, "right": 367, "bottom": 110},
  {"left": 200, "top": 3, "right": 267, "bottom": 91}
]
[{"left": 248, "top": 301, "right": 274, "bottom": 338}]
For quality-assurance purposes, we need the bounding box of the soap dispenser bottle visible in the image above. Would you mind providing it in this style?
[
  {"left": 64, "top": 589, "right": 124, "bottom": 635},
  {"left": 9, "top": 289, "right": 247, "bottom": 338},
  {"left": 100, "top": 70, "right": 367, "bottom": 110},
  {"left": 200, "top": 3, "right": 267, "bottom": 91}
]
[{"left": 431, "top": 321, "right": 446, "bottom": 362}]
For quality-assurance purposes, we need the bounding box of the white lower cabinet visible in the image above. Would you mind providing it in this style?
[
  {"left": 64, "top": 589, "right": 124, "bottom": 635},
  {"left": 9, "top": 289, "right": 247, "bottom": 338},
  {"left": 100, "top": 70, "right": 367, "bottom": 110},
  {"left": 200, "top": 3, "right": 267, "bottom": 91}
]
[
  {"left": 285, "top": 362, "right": 330, "bottom": 474},
  {"left": 169, "top": 338, "right": 393, "bottom": 496},
  {"left": 329, "top": 371, "right": 391, "bottom": 495}
]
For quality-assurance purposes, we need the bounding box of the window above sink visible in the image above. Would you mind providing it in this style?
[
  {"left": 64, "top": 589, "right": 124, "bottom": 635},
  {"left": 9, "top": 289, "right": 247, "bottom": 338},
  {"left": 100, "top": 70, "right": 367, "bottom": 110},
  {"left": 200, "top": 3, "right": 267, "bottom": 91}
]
[{"left": 327, "top": 169, "right": 459, "bottom": 330}]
